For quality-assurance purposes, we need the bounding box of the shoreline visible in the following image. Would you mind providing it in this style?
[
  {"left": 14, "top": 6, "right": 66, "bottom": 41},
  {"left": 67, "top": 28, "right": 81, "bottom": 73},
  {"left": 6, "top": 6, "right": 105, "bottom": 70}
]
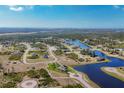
[
  {"left": 95, "top": 49, "right": 124, "bottom": 60},
  {"left": 0, "top": 32, "right": 37, "bottom": 36},
  {"left": 101, "top": 67, "right": 124, "bottom": 82}
]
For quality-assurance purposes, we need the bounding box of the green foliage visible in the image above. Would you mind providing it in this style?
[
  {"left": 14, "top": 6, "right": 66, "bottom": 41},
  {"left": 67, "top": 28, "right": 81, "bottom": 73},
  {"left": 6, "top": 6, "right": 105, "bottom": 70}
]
[
  {"left": 27, "top": 54, "right": 39, "bottom": 59},
  {"left": 48, "top": 63, "right": 60, "bottom": 71},
  {"left": 32, "top": 43, "right": 47, "bottom": 50},
  {"left": 1, "top": 82, "right": 16, "bottom": 88},
  {"left": 9, "top": 54, "right": 22, "bottom": 60},
  {"left": 14, "top": 44, "right": 26, "bottom": 52},
  {"left": 28, "top": 50, "right": 47, "bottom": 55},
  {"left": 4, "top": 73, "right": 23, "bottom": 82},
  {"left": 1, "top": 72, "right": 23, "bottom": 88},
  {"left": 39, "top": 69, "right": 50, "bottom": 78},
  {"left": 27, "top": 68, "right": 50, "bottom": 79},
  {"left": 54, "top": 49, "right": 63, "bottom": 55},
  {"left": 66, "top": 53, "right": 78, "bottom": 61},
  {"left": 78, "top": 58, "right": 84, "bottom": 62},
  {"left": 0, "top": 63, "right": 3, "bottom": 69},
  {"left": 38, "top": 78, "right": 59, "bottom": 87},
  {"left": 67, "top": 66, "right": 77, "bottom": 74},
  {"left": 0, "top": 51, "right": 11, "bottom": 55},
  {"left": 27, "top": 70, "right": 40, "bottom": 78},
  {"left": 63, "top": 84, "right": 83, "bottom": 88}
]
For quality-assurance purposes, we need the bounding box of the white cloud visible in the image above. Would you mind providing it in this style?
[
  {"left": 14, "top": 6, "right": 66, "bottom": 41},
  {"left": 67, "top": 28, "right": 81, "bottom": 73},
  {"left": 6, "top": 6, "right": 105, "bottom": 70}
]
[
  {"left": 113, "top": 5, "right": 124, "bottom": 12},
  {"left": 9, "top": 6, "right": 24, "bottom": 12},
  {"left": 8, "top": 5, "right": 34, "bottom": 12},
  {"left": 113, "top": 5, "right": 120, "bottom": 9},
  {"left": 26, "top": 5, "right": 34, "bottom": 9}
]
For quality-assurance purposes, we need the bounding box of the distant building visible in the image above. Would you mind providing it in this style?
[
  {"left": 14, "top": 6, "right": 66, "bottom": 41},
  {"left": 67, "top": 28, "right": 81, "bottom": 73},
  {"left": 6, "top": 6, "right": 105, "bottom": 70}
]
[
  {"left": 31, "top": 47, "right": 41, "bottom": 51},
  {"left": 43, "top": 55, "right": 49, "bottom": 59},
  {"left": 96, "top": 57, "right": 105, "bottom": 61},
  {"left": 58, "top": 65, "right": 67, "bottom": 72},
  {"left": 11, "top": 50, "right": 22, "bottom": 56},
  {"left": 31, "top": 53, "right": 38, "bottom": 57}
]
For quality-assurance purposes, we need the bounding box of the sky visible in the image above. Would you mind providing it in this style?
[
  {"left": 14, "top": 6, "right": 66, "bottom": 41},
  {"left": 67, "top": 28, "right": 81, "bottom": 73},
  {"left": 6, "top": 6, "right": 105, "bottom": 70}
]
[{"left": 0, "top": 5, "right": 124, "bottom": 28}]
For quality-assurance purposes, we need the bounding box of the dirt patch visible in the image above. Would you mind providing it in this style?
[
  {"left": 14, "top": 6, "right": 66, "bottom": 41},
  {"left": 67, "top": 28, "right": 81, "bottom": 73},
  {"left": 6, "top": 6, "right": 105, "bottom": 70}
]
[{"left": 55, "top": 78, "right": 79, "bottom": 87}]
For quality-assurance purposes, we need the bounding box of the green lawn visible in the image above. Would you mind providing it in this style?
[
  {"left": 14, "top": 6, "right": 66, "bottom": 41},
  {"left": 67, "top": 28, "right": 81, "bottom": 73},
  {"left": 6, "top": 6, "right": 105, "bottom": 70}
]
[{"left": 67, "top": 66, "right": 78, "bottom": 74}]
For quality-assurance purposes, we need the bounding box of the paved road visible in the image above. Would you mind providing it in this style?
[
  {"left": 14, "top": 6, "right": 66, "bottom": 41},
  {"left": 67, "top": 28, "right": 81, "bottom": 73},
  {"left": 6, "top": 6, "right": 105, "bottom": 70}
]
[
  {"left": 69, "top": 72, "right": 92, "bottom": 88},
  {"left": 21, "top": 43, "right": 57, "bottom": 65},
  {"left": 22, "top": 43, "right": 32, "bottom": 64},
  {"left": 47, "top": 45, "right": 57, "bottom": 63},
  {"left": 62, "top": 43, "right": 94, "bottom": 88},
  {"left": 0, "top": 45, "right": 2, "bottom": 51},
  {"left": 62, "top": 43, "right": 83, "bottom": 58},
  {"left": 22, "top": 42, "right": 92, "bottom": 87}
]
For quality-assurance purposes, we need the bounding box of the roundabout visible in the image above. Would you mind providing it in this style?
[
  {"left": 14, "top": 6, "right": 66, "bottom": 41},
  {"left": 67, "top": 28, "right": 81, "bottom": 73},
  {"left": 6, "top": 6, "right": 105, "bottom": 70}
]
[{"left": 20, "top": 79, "right": 38, "bottom": 88}]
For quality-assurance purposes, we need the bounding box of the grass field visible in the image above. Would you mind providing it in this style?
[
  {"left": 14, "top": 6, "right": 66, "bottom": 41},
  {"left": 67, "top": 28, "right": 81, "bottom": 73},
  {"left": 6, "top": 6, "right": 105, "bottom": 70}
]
[{"left": 27, "top": 57, "right": 49, "bottom": 63}]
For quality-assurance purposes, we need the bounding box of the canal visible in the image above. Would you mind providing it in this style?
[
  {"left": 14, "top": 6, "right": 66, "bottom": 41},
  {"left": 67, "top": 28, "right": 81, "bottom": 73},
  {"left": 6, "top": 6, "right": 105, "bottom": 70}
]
[{"left": 65, "top": 39, "right": 124, "bottom": 88}]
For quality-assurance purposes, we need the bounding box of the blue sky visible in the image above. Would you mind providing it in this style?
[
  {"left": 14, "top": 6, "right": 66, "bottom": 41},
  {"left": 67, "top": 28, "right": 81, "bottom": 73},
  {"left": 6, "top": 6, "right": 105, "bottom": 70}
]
[{"left": 0, "top": 5, "right": 124, "bottom": 28}]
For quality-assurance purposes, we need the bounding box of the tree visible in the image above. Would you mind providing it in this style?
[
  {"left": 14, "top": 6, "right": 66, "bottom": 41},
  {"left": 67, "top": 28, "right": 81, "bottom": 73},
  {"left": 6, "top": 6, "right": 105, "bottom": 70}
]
[
  {"left": 38, "top": 78, "right": 59, "bottom": 87},
  {"left": 78, "top": 58, "right": 84, "bottom": 62},
  {"left": 27, "top": 70, "right": 40, "bottom": 78},
  {"left": 2, "top": 82, "right": 16, "bottom": 88},
  {"left": 39, "top": 69, "right": 50, "bottom": 78}
]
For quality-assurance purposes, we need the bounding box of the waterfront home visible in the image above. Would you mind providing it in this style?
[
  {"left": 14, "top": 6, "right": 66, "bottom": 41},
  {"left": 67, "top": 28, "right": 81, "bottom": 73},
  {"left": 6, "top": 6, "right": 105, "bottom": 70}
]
[
  {"left": 30, "top": 47, "right": 41, "bottom": 51},
  {"left": 31, "top": 53, "right": 39, "bottom": 57},
  {"left": 115, "top": 48, "right": 124, "bottom": 51},
  {"left": 58, "top": 65, "right": 67, "bottom": 72},
  {"left": 11, "top": 50, "right": 23, "bottom": 56},
  {"left": 97, "top": 45, "right": 103, "bottom": 49},
  {"left": 96, "top": 57, "right": 105, "bottom": 61},
  {"left": 43, "top": 54, "right": 49, "bottom": 59},
  {"left": 84, "top": 39, "right": 90, "bottom": 43}
]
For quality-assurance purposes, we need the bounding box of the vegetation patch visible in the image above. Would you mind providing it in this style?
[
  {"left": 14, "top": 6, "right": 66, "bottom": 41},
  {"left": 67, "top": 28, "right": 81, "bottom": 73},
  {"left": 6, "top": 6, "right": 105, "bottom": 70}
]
[
  {"left": 66, "top": 53, "right": 78, "bottom": 61},
  {"left": 0, "top": 72, "right": 24, "bottom": 88},
  {"left": 54, "top": 49, "right": 63, "bottom": 55},
  {"left": 38, "top": 77, "right": 59, "bottom": 87},
  {"left": 9, "top": 54, "right": 22, "bottom": 60},
  {"left": 67, "top": 66, "right": 77, "bottom": 74},
  {"left": 63, "top": 84, "right": 83, "bottom": 88},
  {"left": 27, "top": 68, "right": 50, "bottom": 79},
  {"left": 48, "top": 63, "right": 60, "bottom": 71}
]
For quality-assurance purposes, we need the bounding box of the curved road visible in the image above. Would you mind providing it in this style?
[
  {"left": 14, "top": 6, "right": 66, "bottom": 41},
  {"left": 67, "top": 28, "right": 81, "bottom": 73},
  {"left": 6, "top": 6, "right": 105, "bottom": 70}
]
[{"left": 22, "top": 42, "right": 93, "bottom": 88}]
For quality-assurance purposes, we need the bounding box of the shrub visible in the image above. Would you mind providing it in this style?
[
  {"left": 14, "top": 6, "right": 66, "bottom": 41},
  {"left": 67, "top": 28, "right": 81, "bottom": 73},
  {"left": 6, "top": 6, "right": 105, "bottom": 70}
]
[
  {"left": 2, "top": 82, "right": 16, "bottom": 88},
  {"left": 27, "top": 70, "right": 40, "bottom": 78}
]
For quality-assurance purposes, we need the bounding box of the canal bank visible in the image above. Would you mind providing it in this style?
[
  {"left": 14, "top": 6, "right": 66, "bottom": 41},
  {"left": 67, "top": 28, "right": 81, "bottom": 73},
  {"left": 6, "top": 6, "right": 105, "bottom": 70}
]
[
  {"left": 65, "top": 39, "right": 124, "bottom": 88},
  {"left": 74, "top": 50, "right": 124, "bottom": 88}
]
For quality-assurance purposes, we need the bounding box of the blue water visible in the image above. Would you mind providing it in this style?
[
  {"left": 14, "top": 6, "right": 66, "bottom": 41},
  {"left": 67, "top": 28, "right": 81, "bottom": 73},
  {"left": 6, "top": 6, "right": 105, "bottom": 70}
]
[
  {"left": 64, "top": 39, "right": 90, "bottom": 49},
  {"left": 65, "top": 39, "right": 124, "bottom": 88},
  {"left": 74, "top": 50, "right": 124, "bottom": 88}
]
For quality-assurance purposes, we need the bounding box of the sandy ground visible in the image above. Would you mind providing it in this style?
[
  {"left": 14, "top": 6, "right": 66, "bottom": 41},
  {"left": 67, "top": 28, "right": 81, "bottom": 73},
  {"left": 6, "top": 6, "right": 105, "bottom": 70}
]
[
  {"left": 0, "top": 43, "right": 98, "bottom": 87},
  {"left": 69, "top": 72, "right": 92, "bottom": 88},
  {"left": 22, "top": 43, "right": 55, "bottom": 64},
  {"left": 49, "top": 70, "right": 69, "bottom": 77},
  {"left": 19, "top": 79, "right": 38, "bottom": 88},
  {"left": 55, "top": 78, "right": 80, "bottom": 87},
  {"left": 104, "top": 67, "right": 124, "bottom": 78},
  {"left": 57, "top": 56, "right": 80, "bottom": 66}
]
